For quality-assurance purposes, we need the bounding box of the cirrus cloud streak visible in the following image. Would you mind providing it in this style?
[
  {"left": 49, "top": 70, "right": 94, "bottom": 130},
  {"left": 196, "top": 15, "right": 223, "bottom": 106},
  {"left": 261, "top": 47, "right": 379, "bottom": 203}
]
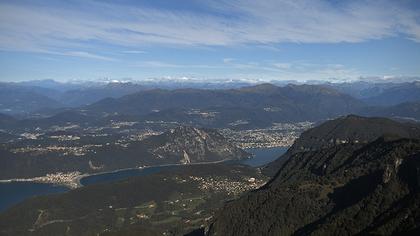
[{"left": 0, "top": 0, "right": 420, "bottom": 57}]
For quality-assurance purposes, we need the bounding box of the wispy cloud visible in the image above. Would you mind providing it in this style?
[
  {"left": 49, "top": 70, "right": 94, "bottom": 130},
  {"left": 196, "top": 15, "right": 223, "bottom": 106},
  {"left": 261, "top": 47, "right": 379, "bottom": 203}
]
[
  {"left": 0, "top": 0, "right": 419, "bottom": 54},
  {"left": 122, "top": 50, "right": 146, "bottom": 54},
  {"left": 132, "top": 61, "right": 222, "bottom": 69},
  {"left": 272, "top": 63, "right": 292, "bottom": 69},
  {"left": 223, "top": 58, "right": 234, "bottom": 63},
  {"left": 130, "top": 59, "right": 360, "bottom": 81},
  {"left": 57, "top": 51, "right": 115, "bottom": 61}
]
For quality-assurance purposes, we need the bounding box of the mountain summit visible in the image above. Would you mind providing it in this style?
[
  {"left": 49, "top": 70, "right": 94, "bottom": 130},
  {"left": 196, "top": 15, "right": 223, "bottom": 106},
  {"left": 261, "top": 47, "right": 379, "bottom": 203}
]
[
  {"left": 262, "top": 115, "right": 420, "bottom": 176},
  {"left": 144, "top": 126, "right": 249, "bottom": 164},
  {"left": 207, "top": 116, "right": 420, "bottom": 235}
]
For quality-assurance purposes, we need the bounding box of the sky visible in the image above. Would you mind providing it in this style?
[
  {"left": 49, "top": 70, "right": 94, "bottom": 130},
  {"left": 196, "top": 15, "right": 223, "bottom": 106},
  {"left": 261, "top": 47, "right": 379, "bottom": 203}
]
[{"left": 1, "top": 0, "right": 420, "bottom": 82}]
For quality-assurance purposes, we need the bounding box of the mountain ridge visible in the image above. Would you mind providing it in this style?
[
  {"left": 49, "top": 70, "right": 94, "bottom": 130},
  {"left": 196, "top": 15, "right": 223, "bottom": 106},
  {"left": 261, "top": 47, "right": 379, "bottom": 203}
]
[
  {"left": 262, "top": 115, "right": 420, "bottom": 176},
  {"left": 83, "top": 84, "right": 365, "bottom": 123},
  {"left": 207, "top": 117, "right": 420, "bottom": 235}
]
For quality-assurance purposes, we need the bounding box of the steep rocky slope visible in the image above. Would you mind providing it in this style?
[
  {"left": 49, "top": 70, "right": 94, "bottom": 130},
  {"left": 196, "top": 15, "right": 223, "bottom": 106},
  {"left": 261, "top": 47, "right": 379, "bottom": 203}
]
[
  {"left": 207, "top": 117, "right": 420, "bottom": 235},
  {"left": 263, "top": 115, "right": 420, "bottom": 176},
  {"left": 144, "top": 126, "right": 248, "bottom": 164}
]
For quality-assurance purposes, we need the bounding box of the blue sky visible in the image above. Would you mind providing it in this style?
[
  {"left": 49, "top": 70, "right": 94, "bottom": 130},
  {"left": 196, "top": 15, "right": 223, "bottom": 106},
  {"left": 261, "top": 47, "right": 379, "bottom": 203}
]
[{"left": 1, "top": 0, "right": 420, "bottom": 82}]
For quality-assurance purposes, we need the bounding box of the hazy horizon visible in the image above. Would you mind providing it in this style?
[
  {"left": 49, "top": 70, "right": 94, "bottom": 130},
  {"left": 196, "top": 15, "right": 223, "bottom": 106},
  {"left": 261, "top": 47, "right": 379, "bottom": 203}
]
[{"left": 1, "top": 75, "right": 420, "bottom": 85}]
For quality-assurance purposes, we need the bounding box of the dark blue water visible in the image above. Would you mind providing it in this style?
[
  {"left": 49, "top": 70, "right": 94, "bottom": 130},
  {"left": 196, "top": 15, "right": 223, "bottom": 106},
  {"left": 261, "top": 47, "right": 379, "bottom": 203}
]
[
  {"left": 0, "top": 182, "right": 68, "bottom": 212},
  {"left": 0, "top": 146, "right": 288, "bottom": 212},
  {"left": 80, "top": 166, "right": 168, "bottom": 186},
  {"left": 80, "top": 146, "right": 288, "bottom": 186},
  {"left": 242, "top": 147, "right": 288, "bottom": 167}
]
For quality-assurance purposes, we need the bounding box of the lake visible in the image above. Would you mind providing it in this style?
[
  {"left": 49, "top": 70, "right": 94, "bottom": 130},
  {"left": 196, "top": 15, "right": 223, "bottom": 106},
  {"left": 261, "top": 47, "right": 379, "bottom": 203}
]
[
  {"left": 0, "top": 146, "right": 288, "bottom": 212},
  {"left": 242, "top": 147, "right": 288, "bottom": 167},
  {"left": 0, "top": 182, "right": 69, "bottom": 212},
  {"left": 80, "top": 146, "right": 288, "bottom": 186},
  {"left": 80, "top": 165, "right": 171, "bottom": 186}
]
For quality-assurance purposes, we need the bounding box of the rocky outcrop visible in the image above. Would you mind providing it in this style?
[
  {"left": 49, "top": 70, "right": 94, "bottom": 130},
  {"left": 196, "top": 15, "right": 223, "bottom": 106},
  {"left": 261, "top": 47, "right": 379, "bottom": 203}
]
[
  {"left": 262, "top": 115, "right": 420, "bottom": 176},
  {"left": 145, "top": 126, "right": 250, "bottom": 164}
]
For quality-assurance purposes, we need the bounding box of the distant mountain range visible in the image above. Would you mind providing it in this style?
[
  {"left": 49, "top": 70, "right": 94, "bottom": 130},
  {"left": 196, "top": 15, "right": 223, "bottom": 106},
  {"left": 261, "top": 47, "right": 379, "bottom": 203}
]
[
  {"left": 0, "top": 83, "right": 63, "bottom": 116},
  {"left": 363, "top": 102, "right": 420, "bottom": 122},
  {"left": 78, "top": 81, "right": 420, "bottom": 126},
  {"left": 83, "top": 84, "right": 364, "bottom": 124},
  {"left": 363, "top": 81, "right": 420, "bottom": 106},
  {"left": 55, "top": 82, "right": 146, "bottom": 107},
  {"left": 207, "top": 116, "right": 420, "bottom": 235},
  {"left": 1, "top": 79, "right": 420, "bottom": 130},
  {"left": 0, "top": 81, "right": 145, "bottom": 115}
]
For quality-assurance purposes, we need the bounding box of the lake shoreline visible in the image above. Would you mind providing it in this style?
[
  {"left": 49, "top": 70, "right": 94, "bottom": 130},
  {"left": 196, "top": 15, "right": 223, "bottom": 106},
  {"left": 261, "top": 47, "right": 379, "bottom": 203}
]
[
  {"left": 0, "top": 147, "right": 289, "bottom": 189},
  {"left": 0, "top": 158, "right": 247, "bottom": 189},
  {"left": 0, "top": 147, "right": 288, "bottom": 213}
]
